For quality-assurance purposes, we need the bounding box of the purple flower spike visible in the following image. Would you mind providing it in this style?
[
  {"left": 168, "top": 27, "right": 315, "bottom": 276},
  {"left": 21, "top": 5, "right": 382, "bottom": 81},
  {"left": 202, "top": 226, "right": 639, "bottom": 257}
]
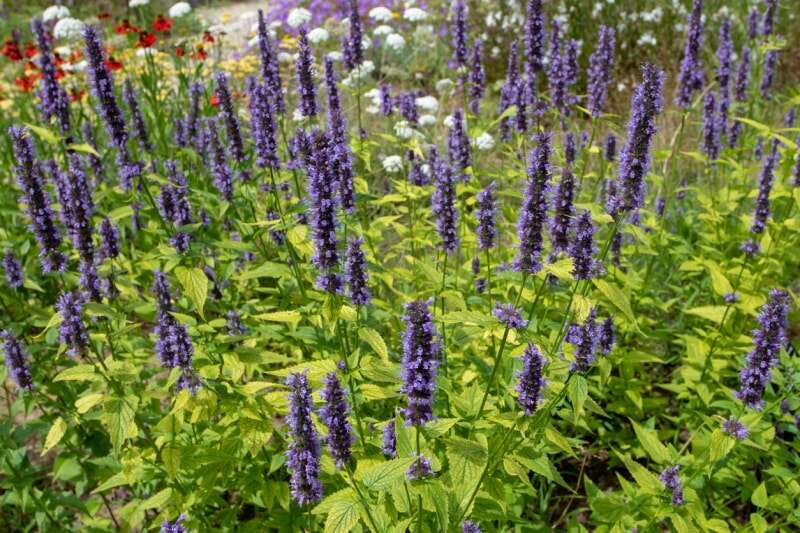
[
  {"left": 468, "top": 39, "right": 485, "bottom": 114},
  {"left": 475, "top": 182, "right": 497, "bottom": 251},
  {"left": 612, "top": 63, "right": 664, "bottom": 215},
  {"left": 493, "top": 303, "right": 528, "bottom": 330},
  {"left": 401, "top": 300, "right": 441, "bottom": 427},
  {"left": 451, "top": 0, "right": 469, "bottom": 69},
  {"left": 379, "top": 84, "right": 393, "bottom": 116},
  {"left": 432, "top": 159, "right": 459, "bottom": 254},
  {"left": 122, "top": 79, "right": 151, "bottom": 151},
  {"left": 598, "top": 317, "right": 615, "bottom": 355},
  {"left": 257, "top": 9, "right": 284, "bottom": 113},
  {"left": 550, "top": 167, "right": 575, "bottom": 256},
  {"left": 57, "top": 290, "right": 89, "bottom": 357},
  {"left": 98, "top": 217, "right": 120, "bottom": 261},
  {"left": 461, "top": 521, "right": 482, "bottom": 533},
  {"left": 515, "top": 132, "right": 551, "bottom": 274},
  {"left": 675, "top": 0, "right": 704, "bottom": 109},
  {"left": 1, "top": 330, "right": 33, "bottom": 391},
  {"left": 604, "top": 134, "right": 616, "bottom": 162},
  {"left": 9, "top": 126, "right": 66, "bottom": 274},
  {"left": 567, "top": 310, "right": 600, "bottom": 373},
  {"left": 382, "top": 421, "right": 397, "bottom": 458},
  {"left": 207, "top": 119, "right": 234, "bottom": 201},
  {"left": 762, "top": 0, "right": 778, "bottom": 37},
  {"left": 516, "top": 343, "right": 546, "bottom": 415},
  {"left": 214, "top": 71, "right": 245, "bottom": 163},
  {"left": 736, "top": 289, "right": 789, "bottom": 410},
  {"left": 344, "top": 237, "right": 370, "bottom": 306},
  {"left": 295, "top": 27, "right": 318, "bottom": 118},
  {"left": 32, "top": 18, "right": 70, "bottom": 135},
  {"left": 524, "top": 0, "right": 546, "bottom": 76},
  {"left": 747, "top": 7, "right": 759, "bottom": 39},
  {"left": 2, "top": 252, "right": 24, "bottom": 289},
  {"left": 161, "top": 514, "right": 187, "bottom": 533},
  {"left": 587, "top": 25, "right": 616, "bottom": 118},
  {"left": 660, "top": 465, "right": 685, "bottom": 506},
  {"left": 750, "top": 140, "right": 779, "bottom": 235},
  {"left": 716, "top": 19, "right": 733, "bottom": 140},
  {"left": 346, "top": 0, "right": 364, "bottom": 69},
  {"left": 448, "top": 110, "right": 471, "bottom": 181},
  {"left": 285, "top": 372, "right": 323, "bottom": 505},
  {"left": 702, "top": 91, "right": 720, "bottom": 161},
  {"left": 722, "top": 417, "right": 749, "bottom": 440},
  {"left": 247, "top": 79, "right": 281, "bottom": 170},
  {"left": 319, "top": 372, "right": 354, "bottom": 469},
  {"left": 406, "top": 454, "right": 433, "bottom": 480},
  {"left": 760, "top": 50, "right": 778, "bottom": 101}
]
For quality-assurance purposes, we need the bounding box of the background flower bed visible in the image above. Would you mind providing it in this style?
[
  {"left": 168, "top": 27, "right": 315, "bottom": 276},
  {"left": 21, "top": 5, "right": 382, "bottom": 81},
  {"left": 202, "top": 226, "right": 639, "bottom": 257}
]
[{"left": 0, "top": 1, "right": 799, "bottom": 532}]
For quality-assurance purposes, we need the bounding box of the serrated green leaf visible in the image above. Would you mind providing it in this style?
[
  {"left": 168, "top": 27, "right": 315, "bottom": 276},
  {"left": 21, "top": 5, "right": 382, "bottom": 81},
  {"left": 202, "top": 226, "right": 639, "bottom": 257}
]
[
  {"left": 175, "top": 267, "right": 208, "bottom": 318},
  {"left": 75, "top": 393, "right": 105, "bottom": 414},
  {"left": 751, "top": 482, "right": 767, "bottom": 507},
  {"left": 240, "top": 417, "right": 270, "bottom": 456},
  {"left": 141, "top": 488, "right": 172, "bottom": 510},
  {"left": 358, "top": 328, "right": 388, "bottom": 361},
  {"left": 67, "top": 143, "right": 100, "bottom": 157},
  {"left": 593, "top": 279, "right": 639, "bottom": 331},
  {"left": 360, "top": 458, "right": 415, "bottom": 491},
  {"left": 631, "top": 421, "right": 670, "bottom": 464},
  {"left": 162, "top": 445, "right": 181, "bottom": 478},
  {"left": 324, "top": 498, "right": 360, "bottom": 533},
  {"left": 42, "top": 418, "right": 67, "bottom": 455},
  {"left": 686, "top": 306, "right": 728, "bottom": 324},
  {"left": 252, "top": 310, "right": 302, "bottom": 325},
  {"left": 54, "top": 364, "right": 98, "bottom": 382},
  {"left": 104, "top": 397, "right": 138, "bottom": 455}
]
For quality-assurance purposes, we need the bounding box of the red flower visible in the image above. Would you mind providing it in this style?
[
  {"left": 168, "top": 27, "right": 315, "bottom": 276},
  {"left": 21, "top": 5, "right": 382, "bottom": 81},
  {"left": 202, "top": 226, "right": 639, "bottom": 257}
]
[
  {"left": 24, "top": 44, "right": 37, "bottom": 58},
  {"left": 195, "top": 45, "right": 207, "bottom": 61},
  {"left": 54, "top": 52, "right": 64, "bottom": 66},
  {"left": 202, "top": 31, "right": 215, "bottom": 43},
  {"left": 69, "top": 88, "right": 85, "bottom": 101},
  {"left": 115, "top": 19, "right": 138, "bottom": 35},
  {"left": 23, "top": 60, "right": 38, "bottom": 72},
  {"left": 175, "top": 45, "right": 185, "bottom": 57},
  {"left": 152, "top": 15, "right": 173, "bottom": 33},
  {"left": 68, "top": 50, "right": 82, "bottom": 63},
  {"left": 210, "top": 94, "right": 219, "bottom": 107},
  {"left": 136, "top": 32, "right": 157, "bottom": 48},
  {"left": 2, "top": 39, "right": 22, "bottom": 61},
  {"left": 99, "top": 12, "right": 112, "bottom": 20},
  {"left": 15, "top": 74, "right": 38, "bottom": 92},
  {"left": 55, "top": 68, "right": 66, "bottom": 80},
  {"left": 105, "top": 56, "right": 123, "bottom": 71}
]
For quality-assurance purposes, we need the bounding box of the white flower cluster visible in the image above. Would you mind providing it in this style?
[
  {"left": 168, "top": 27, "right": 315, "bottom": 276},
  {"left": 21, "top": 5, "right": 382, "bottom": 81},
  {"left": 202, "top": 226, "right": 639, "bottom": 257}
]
[
  {"left": 287, "top": 8, "right": 312, "bottom": 28},
  {"left": 42, "top": 5, "right": 69, "bottom": 22},
  {"left": 129, "top": 0, "right": 150, "bottom": 7},
  {"left": 342, "top": 61, "right": 375, "bottom": 87},
  {"left": 382, "top": 155, "right": 403, "bottom": 173},
  {"left": 53, "top": 18, "right": 85, "bottom": 41},
  {"left": 168, "top": 2, "right": 192, "bottom": 19}
]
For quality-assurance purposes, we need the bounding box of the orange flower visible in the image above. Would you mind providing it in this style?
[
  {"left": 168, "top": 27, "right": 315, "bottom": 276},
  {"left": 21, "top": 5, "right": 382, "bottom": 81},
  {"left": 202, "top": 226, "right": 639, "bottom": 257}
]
[
  {"left": 15, "top": 74, "right": 38, "bottom": 92},
  {"left": 175, "top": 45, "right": 185, "bottom": 57},
  {"left": 2, "top": 39, "right": 22, "bottom": 61},
  {"left": 153, "top": 15, "right": 173, "bottom": 33},
  {"left": 202, "top": 31, "right": 215, "bottom": 43},
  {"left": 210, "top": 94, "right": 219, "bottom": 107},
  {"left": 195, "top": 45, "right": 207, "bottom": 61},
  {"left": 105, "top": 55, "right": 123, "bottom": 71},
  {"left": 116, "top": 19, "right": 138, "bottom": 35}
]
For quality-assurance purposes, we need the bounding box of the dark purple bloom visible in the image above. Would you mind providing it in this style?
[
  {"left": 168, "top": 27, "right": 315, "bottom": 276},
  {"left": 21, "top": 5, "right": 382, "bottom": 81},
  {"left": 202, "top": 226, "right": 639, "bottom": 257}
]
[
  {"left": 515, "top": 74, "right": 530, "bottom": 133},
  {"left": 406, "top": 454, "right": 433, "bottom": 480},
  {"left": 56, "top": 290, "right": 89, "bottom": 357},
  {"left": 736, "top": 289, "right": 789, "bottom": 410},
  {"left": 160, "top": 514, "right": 187, "bottom": 533},
  {"left": 207, "top": 119, "right": 234, "bottom": 201},
  {"left": 524, "top": 0, "right": 546, "bottom": 75},
  {"left": 660, "top": 465, "right": 685, "bottom": 506},
  {"left": 515, "top": 132, "right": 551, "bottom": 274},
  {"left": 9, "top": 126, "right": 66, "bottom": 274},
  {"left": 2, "top": 252, "right": 24, "bottom": 289},
  {"left": 462, "top": 521, "right": 483, "bottom": 533},
  {"left": 564, "top": 133, "right": 577, "bottom": 167},
  {"left": 285, "top": 372, "right": 323, "bottom": 505},
  {"left": 498, "top": 41, "right": 519, "bottom": 140},
  {"left": 760, "top": 50, "right": 778, "bottom": 101},
  {"left": 716, "top": 18, "right": 733, "bottom": 139},
  {"left": 319, "top": 372, "right": 354, "bottom": 469},
  {"left": 186, "top": 82, "right": 204, "bottom": 147},
  {"left": 323, "top": 59, "right": 355, "bottom": 213},
  {"left": 612, "top": 63, "right": 665, "bottom": 214},
  {"left": 226, "top": 310, "right": 246, "bottom": 336},
  {"left": 468, "top": 39, "right": 485, "bottom": 114},
  {"left": 475, "top": 182, "right": 497, "bottom": 251},
  {"left": 257, "top": 9, "right": 284, "bottom": 113},
  {"left": 702, "top": 91, "right": 720, "bottom": 160},
  {"left": 516, "top": 343, "right": 546, "bottom": 415},
  {"left": 724, "top": 292, "right": 740, "bottom": 304},
  {"left": 750, "top": 140, "right": 779, "bottom": 234},
  {"left": 566, "top": 310, "right": 599, "bottom": 373},
  {"left": 345, "top": 237, "right": 370, "bottom": 306},
  {"left": 604, "top": 134, "right": 616, "bottom": 162},
  {"left": 1, "top": 330, "right": 33, "bottom": 391},
  {"left": 448, "top": 110, "right": 471, "bottom": 180},
  {"left": 762, "top": 0, "right": 778, "bottom": 37},
  {"left": 793, "top": 142, "right": 800, "bottom": 187},
  {"left": 547, "top": 21, "right": 571, "bottom": 114},
  {"left": 587, "top": 25, "right": 616, "bottom": 118},
  {"left": 214, "top": 71, "right": 245, "bottom": 163},
  {"left": 431, "top": 159, "right": 459, "bottom": 254},
  {"left": 346, "top": 0, "right": 364, "bottom": 69},
  {"left": 295, "top": 28, "right": 318, "bottom": 118},
  {"left": 306, "top": 131, "right": 342, "bottom": 293},
  {"left": 598, "top": 317, "right": 615, "bottom": 355},
  {"left": 247, "top": 79, "right": 281, "bottom": 170},
  {"left": 675, "top": 0, "right": 704, "bottom": 109},
  {"left": 382, "top": 421, "right": 397, "bottom": 458},
  {"left": 379, "top": 84, "right": 393, "bottom": 116},
  {"left": 451, "top": 0, "right": 469, "bottom": 69},
  {"left": 493, "top": 303, "right": 528, "bottom": 330},
  {"left": 722, "top": 417, "right": 749, "bottom": 440},
  {"left": 740, "top": 239, "right": 760, "bottom": 258},
  {"left": 734, "top": 47, "right": 752, "bottom": 104},
  {"left": 401, "top": 300, "right": 441, "bottom": 427},
  {"left": 550, "top": 167, "right": 575, "bottom": 256},
  {"left": 407, "top": 150, "right": 429, "bottom": 186},
  {"left": 122, "top": 79, "right": 151, "bottom": 151},
  {"left": 57, "top": 156, "right": 96, "bottom": 271},
  {"left": 32, "top": 19, "right": 70, "bottom": 135},
  {"left": 153, "top": 278, "right": 197, "bottom": 391},
  {"left": 398, "top": 92, "right": 418, "bottom": 124},
  {"left": 747, "top": 7, "right": 759, "bottom": 39}
]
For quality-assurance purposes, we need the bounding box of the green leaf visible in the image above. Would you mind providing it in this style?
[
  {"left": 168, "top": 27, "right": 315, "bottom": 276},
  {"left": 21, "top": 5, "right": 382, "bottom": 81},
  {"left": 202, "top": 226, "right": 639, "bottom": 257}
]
[
  {"left": 104, "top": 397, "right": 138, "bottom": 455},
  {"left": 568, "top": 375, "right": 588, "bottom": 417},
  {"left": 705, "top": 262, "right": 733, "bottom": 296},
  {"left": 236, "top": 262, "right": 290, "bottom": 281},
  {"left": 324, "top": 499, "right": 360, "bottom": 533},
  {"left": 75, "top": 393, "right": 105, "bottom": 414},
  {"left": 24, "top": 123, "right": 60, "bottom": 144},
  {"left": 440, "top": 311, "right": 494, "bottom": 326},
  {"left": 360, "top": 458, "right": 415, "bottom": 491},
  {"left": 686, "top": 306, "right": 728, "bottom": 324},
  {"left": 543, "top": 257, "right": 574, "bottom": 281},
  {"left": 618, "top": 453, "right": 662, "bottom": 493},
  {"left": 162, "top": 444, "right": 181, "bottom": 478},
  {"left": 175, "top": 267, "right": 208, "bottom": 318},
  {"left": 592, "top": 279, "right": 639, "bottom": 331},
  {"left": 92, "top": 472, "right": 129, "bottom": 494},
  {"left": 751, "top": 482, "right": 767, "bottom": 507},
  {"left": 708, "top": 429, "right": 736, "bottom": 462},
  {"left": 631, "top": 421, "right": 670, "bottom": 464},
  {"left": 42, "top": 418, "right": 67, "bottom": 455},
  {"left": 445, "top": 437, "right": 488, "bottom": 465},
  {"left": 750, "top": 513, "right": 768, "bottom": 533},
  {"left": 141, "top": 488, "right": 172, "bottom": 510},
  {"left": 252, "top": 310, "right": 302, "bottom": 325},
  {"left": 240, "top": 417, "right": 270, "bottom": 456},
  {"left": 66, "top": 143, "right": 101, "bottom": 157},
  {"left": 544, "top": 428, "right": 576, "bottom": 458},
  {"left": 54, "top": 364, "right": 98, "bottom": 382},
  {"left": 358, "top": 328, "right": 389, "bottom": 361}
]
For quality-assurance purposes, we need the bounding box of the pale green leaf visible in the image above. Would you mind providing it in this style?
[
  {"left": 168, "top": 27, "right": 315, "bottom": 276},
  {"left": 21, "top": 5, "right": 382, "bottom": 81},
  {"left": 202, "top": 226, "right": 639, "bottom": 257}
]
[
  {"left": 358, "top": 328, "right": 388, "bottom": 361},
  {"left": 42, "top": 417, "right": 67, "bottom": 455},
  {"left": 175, "top": 267, "right": 208, "bottom": 318}
]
